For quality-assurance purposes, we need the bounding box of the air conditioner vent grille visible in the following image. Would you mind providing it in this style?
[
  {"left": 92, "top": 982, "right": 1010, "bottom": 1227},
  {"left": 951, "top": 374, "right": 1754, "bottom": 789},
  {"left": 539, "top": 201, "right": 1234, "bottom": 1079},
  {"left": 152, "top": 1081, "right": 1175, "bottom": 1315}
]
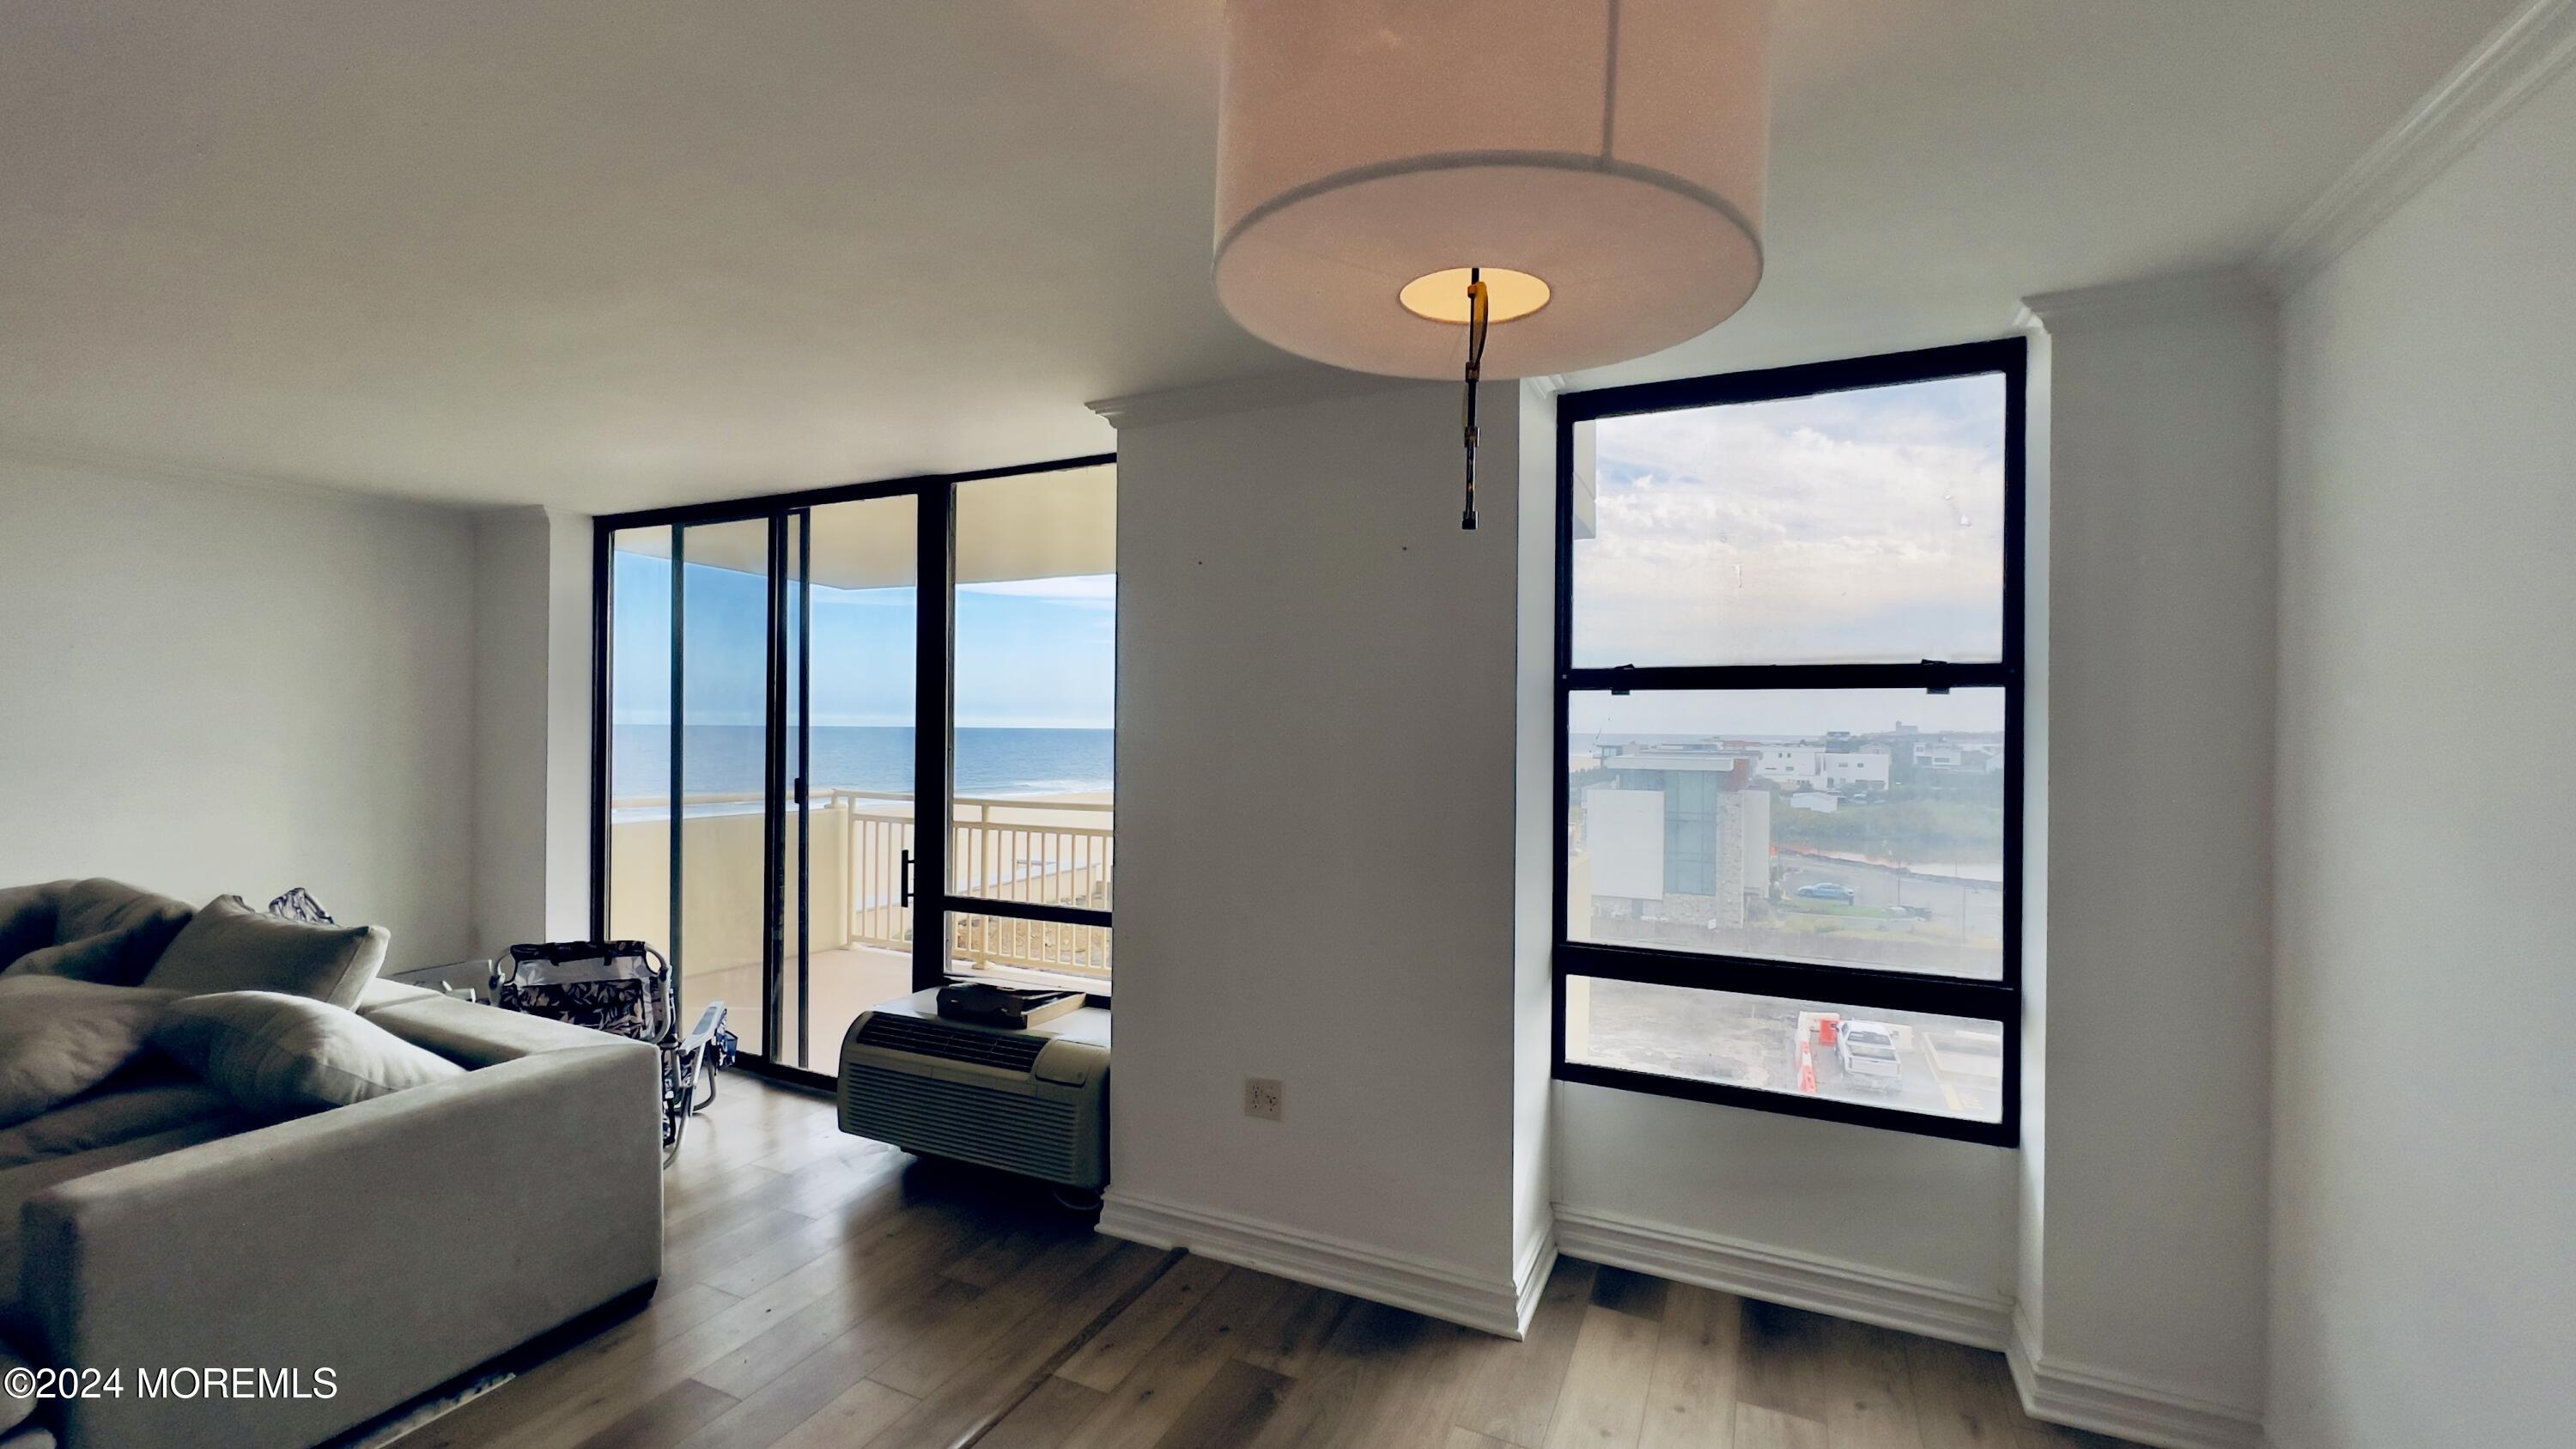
[
  {"left": 854, "top": 1014, "right": 1046, "bottom": 1073},
  {"left": 841, "top": 1062, "right": 1078, "bottom": 1180}
]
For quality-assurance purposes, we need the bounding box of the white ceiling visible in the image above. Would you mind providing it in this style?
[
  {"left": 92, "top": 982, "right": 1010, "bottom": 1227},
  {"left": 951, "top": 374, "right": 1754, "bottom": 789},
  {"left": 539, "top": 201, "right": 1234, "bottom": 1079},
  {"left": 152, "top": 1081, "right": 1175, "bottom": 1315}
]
[{"left": 0, "top": 1, "right": 2520, "bottom": 512}]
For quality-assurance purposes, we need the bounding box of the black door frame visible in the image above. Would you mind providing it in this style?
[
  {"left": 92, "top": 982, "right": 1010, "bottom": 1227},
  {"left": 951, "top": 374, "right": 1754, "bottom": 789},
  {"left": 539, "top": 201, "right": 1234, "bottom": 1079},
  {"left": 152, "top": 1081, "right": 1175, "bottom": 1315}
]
[{"left": 589, "top": 453, "right": 1115, "bottom": 1091}]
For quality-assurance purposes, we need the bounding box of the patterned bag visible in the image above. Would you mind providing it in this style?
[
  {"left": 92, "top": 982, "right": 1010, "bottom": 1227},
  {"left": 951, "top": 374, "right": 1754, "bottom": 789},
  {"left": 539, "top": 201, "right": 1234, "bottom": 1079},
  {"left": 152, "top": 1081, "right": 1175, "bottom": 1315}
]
[
  {"left": 494, "top": 941, "right": 670, "bottom": 1043},
  {"left": 265, "top": 887, "right": 336, "bottom": 925}
]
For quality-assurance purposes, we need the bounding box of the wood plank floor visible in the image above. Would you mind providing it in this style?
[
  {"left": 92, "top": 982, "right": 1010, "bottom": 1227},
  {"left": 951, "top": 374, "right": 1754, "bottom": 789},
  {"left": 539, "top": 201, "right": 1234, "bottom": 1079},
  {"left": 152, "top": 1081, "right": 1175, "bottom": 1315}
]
[{"left": 394, "top": 1076, "right": 2138, "bottom": 1449}]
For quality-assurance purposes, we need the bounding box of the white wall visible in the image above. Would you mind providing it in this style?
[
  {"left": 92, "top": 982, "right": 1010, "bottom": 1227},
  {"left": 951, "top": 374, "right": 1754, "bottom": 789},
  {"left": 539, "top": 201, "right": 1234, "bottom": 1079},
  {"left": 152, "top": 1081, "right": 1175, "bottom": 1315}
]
[
  {"left": 541, "top": 508, "right": 595, "bottom": 941},
  {"left": 1102, "top": 378, "right": 1532, "bottom": 1307},
  {"left": 472, "top": 509, "right": 551, "bottom": 955},
  {"left": 471, "top": 506, "right": 596, "bottom": 956},
  {"left": 1511, "top": 381, "right": 1558, "bottom": 1292},
  {"left": 2014, "top": 326, "right": 2054, "bottom": 1344},
  {"left": 2021, "top": 278, "right": 2278, "bottom": 1422},
  {"left": 0, "top": 455, "right": 477, "bottom": 968},
  {"left": 1555, "top": 1083, "right": 2020, "bottom": 1301},
  {"left": 2269, "top": 58, "right": 2576, "bottom": 1449}
]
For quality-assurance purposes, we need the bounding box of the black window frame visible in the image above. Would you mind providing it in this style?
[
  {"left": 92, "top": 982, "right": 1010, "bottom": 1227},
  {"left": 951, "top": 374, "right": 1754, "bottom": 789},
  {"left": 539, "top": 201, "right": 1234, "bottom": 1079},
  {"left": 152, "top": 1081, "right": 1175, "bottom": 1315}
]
[
  {"left": 588, "top": 453, "right": 1117, "bottom": 1093},
  {"left": 1552, "top": 338, "right": 2026, "bottom": 1147}
]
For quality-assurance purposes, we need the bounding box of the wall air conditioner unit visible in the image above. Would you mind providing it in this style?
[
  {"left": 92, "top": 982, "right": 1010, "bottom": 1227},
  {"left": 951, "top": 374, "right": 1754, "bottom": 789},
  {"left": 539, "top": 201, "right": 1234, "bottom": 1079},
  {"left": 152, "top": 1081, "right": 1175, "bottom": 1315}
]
[{"left": 837, "top": 987, "right": 1109, "bottom": 1190}]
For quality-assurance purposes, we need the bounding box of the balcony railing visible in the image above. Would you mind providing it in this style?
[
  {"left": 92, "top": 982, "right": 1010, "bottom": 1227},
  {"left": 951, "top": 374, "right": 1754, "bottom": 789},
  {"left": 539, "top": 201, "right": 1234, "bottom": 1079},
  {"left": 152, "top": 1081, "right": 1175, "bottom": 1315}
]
[{"left": 609, "top": 789, "right": 1112, "bottom": 982}]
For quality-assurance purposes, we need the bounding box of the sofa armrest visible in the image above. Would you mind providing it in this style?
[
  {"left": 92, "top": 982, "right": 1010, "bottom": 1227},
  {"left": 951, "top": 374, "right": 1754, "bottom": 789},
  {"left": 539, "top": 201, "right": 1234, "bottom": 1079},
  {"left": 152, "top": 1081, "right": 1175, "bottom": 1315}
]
[{"left": 21, "top": 1041, "right": 662, "bottom": 1449}]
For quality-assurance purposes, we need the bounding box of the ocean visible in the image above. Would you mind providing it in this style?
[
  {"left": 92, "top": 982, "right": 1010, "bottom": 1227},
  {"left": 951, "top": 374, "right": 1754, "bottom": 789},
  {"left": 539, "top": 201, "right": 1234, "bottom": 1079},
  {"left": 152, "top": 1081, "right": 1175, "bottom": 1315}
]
[{"left": 613, "top": 724, "right": 1110, "bottom": 806}]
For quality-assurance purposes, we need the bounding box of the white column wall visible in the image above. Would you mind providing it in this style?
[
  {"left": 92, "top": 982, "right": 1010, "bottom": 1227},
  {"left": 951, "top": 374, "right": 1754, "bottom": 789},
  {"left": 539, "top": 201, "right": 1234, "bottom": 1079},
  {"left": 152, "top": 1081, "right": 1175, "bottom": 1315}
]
[
  {"left": 1099, "top": 377, "right": 1534, "bottom": 1321},
  {"left": 2269, "top": 55, "right": 2576, "bottom": 1449},
  {"left": 2018, "top": 278, "right": 2278, "bottom": 1422},
  {"left": 471, "top": 506, "right": 596, "bottom": 956}
]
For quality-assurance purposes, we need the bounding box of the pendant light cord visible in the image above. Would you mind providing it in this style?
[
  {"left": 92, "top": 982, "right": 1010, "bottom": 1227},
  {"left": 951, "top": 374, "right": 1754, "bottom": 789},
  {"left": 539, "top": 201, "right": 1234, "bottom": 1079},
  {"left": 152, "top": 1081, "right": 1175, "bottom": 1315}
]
[{"left": 1461, "top": 266, "right": 1490, "bottom": 531}]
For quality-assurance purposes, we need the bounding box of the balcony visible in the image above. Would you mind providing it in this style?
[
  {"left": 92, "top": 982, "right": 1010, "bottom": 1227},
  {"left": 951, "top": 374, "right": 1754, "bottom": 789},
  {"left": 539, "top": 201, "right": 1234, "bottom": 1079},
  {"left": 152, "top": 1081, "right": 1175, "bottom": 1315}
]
[{"left": 606, "top": 790, "right": 1110, "bottom": 1069}]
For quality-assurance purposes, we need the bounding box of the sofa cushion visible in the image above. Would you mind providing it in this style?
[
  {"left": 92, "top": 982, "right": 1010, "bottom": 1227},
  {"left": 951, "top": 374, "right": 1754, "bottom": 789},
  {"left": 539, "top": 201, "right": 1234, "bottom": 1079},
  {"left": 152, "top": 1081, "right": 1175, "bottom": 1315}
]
[
  {"left": 0, "top": 1080, "right": 234, "bottom": 1172},
  {"left": 0, "top": 979, "right": 185, "bottom": 1131},
  {"left": 357, "top": 989, "right": 611, "bottom": 1068},
  {"left": 0, "top": 880, "right": 193, "bottom": 988},
  {"left": 153, "top": 993, "right": 465, "bottom": 1120},
  {"left": 142, "top": 897, "right": 386, "bottom": 1008}
]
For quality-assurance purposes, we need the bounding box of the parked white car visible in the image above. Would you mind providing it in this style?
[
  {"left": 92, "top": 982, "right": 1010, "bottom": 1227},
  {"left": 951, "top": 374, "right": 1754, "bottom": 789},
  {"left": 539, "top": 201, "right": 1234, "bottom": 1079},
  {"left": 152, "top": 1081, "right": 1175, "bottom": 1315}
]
[{"left": 1838, "top": 1020, "right": 1905, "bottom": 1093}]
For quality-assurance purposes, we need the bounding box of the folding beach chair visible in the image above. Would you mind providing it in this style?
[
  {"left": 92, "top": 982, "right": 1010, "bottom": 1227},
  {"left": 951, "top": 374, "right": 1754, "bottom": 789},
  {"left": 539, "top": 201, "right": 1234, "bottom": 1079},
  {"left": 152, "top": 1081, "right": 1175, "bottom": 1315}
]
[{"left": 492, "top": 941, "right": 732, "bottom": 1165}]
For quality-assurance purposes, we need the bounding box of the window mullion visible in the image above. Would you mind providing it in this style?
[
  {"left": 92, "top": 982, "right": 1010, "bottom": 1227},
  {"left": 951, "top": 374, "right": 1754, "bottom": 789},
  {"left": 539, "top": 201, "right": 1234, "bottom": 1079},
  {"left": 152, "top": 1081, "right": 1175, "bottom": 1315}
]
[{"left": 1564, "top": 662, "right": 2012, "bottom": 693}]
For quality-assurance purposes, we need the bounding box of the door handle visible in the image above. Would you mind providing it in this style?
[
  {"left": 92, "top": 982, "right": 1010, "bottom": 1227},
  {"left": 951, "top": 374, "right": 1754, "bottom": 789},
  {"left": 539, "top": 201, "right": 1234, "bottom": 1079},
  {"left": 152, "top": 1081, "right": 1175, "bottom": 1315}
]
[{"left": 900, "top": 849, "right": 914, "bottom": 909}]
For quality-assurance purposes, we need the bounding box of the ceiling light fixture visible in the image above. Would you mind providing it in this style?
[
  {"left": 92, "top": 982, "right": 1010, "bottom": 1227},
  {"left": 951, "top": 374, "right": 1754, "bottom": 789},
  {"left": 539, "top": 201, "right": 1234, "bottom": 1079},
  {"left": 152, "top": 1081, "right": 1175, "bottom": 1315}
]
[{"left": 1213, "top": 0, "right": 1774, "bottom": 529}]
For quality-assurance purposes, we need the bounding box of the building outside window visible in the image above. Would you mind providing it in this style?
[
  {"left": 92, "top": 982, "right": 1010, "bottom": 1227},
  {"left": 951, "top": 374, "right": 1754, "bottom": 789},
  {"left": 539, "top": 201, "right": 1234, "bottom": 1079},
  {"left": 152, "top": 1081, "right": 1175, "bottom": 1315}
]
[{"left": 1553, "top": 339, "right": 2026, "bottom": 1144}]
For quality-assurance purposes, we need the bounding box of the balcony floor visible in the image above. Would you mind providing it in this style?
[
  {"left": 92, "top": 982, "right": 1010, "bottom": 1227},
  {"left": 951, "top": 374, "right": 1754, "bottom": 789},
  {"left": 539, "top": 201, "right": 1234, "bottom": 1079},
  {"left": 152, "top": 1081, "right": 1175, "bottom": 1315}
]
[{"left": 687, "top": 945, "right": 914, "bottom": 1072}]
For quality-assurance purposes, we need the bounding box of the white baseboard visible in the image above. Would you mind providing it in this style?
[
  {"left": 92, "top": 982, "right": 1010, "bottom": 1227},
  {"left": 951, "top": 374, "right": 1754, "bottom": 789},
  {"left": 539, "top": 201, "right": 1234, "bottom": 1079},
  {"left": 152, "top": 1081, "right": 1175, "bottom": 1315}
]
[
  {"left": 1552, "top": 1204, "right": 2013, "bottom": 1349},
  {"left": 1097, "top": 1195, "right": 2265, "bottom": 1447},
  {"left": 1511, "top": 1215, "right": 1558, "bottom": 1336},
  {"left": 2008, "top": 1312, "right": 2266, "bottom": 1449},
  {"left": 1098, "top": 1189, "right": 1548, "bottom": 1339}
]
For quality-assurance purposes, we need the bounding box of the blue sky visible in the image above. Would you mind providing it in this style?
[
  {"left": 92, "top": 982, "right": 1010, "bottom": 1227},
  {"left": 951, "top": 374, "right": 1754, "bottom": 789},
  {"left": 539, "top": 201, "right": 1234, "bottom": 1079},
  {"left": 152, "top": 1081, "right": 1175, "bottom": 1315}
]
[{"left": 611, "top": 551, "right": 1113, "bottom": 730}]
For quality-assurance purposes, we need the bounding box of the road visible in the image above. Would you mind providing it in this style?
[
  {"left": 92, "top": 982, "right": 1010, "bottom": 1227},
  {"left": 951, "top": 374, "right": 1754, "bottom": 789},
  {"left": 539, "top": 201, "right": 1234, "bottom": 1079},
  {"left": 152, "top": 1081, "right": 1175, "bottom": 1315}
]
[{"left": 1775, "top": 852, "right": 2006, "bottom": 941}]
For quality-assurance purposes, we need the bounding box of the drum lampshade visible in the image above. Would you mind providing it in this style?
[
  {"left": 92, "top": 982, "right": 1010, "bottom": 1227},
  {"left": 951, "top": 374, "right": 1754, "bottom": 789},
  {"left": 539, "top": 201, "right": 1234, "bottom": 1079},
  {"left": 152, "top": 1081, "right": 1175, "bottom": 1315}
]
[{"left": 1214, "top": 0, "right": 1772, "bottom": 381}]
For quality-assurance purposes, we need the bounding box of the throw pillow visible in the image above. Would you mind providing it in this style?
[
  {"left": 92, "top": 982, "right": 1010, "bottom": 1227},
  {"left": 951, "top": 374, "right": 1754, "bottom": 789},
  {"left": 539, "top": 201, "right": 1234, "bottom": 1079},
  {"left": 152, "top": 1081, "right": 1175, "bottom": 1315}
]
[
  {"left": 0, "top": 881, "right": 70, "bottom": 974},
  {"left": 142, "top": 895, "right": 388, "bottom": 1008},
  {"left": 0, "top": 977, "right": 185, "bottom": 1130},
  {"left": 153, "top": 991, "right": 465, "bottom": 1119},
  {"left": 0, "top": 878, "right": 193, "bottom": 986}
]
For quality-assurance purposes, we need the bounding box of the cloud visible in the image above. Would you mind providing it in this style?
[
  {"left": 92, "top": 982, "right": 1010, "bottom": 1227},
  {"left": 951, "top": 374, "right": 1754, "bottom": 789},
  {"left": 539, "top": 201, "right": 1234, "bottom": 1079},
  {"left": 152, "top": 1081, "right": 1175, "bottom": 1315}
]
[
  {"left": 1575, "top": 375, "right": 2006, "bottom": 667},
  {"left": 1569, "top": 685, "right": 2004, "bottom": 739},
  {"left": 959, "top": 574, "right": 1117, "bottom": 606}
]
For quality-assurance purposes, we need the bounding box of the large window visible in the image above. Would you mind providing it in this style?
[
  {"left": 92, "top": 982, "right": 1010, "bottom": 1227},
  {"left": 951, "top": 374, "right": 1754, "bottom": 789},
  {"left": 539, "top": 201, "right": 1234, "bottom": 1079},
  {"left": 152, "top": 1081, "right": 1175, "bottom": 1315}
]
[
  {"left": 1554, "top": 340, "right": 2024, "bottom": 1143},
  {"left": 593, "top": 458, "right": 1113, "bottom": 1087}
]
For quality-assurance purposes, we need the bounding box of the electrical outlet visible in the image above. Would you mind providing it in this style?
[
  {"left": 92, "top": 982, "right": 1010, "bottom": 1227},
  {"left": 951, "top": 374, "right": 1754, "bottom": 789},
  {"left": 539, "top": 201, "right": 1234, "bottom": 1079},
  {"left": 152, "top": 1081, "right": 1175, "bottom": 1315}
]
[{"left": 1244, "top": 1076, "right": 1285, "bottom": 1122}]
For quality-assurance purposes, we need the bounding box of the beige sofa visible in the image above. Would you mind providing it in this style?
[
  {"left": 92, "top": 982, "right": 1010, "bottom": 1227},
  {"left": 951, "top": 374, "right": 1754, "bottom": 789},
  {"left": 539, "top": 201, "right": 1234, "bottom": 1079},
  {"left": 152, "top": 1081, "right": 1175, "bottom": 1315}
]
[{"left": 1, "top": 884, "right": 665, "bottom": 1449}]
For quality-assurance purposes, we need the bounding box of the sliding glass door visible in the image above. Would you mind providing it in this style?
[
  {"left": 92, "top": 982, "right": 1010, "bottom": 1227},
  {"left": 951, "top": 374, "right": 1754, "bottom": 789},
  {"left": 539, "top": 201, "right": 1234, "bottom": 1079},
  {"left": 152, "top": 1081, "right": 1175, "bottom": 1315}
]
[
  {"left": 677, "top": 518, "right": 775, "bottom": 1057},
  {"left": 601, "top": 517, "right": 786, "bottom": 1059},
  {"left": 594, "top": 459, "right": 1113, "bottom": 1085},
  {"left": 787, "top": 493, "right": 920, "bottom": 1070}
]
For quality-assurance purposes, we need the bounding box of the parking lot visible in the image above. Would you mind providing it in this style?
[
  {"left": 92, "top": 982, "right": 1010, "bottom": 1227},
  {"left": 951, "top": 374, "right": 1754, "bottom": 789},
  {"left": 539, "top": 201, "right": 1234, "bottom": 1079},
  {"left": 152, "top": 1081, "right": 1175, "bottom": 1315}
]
[{"left": 1569, "top": 977, "right": 2005, "bottom": 1124}]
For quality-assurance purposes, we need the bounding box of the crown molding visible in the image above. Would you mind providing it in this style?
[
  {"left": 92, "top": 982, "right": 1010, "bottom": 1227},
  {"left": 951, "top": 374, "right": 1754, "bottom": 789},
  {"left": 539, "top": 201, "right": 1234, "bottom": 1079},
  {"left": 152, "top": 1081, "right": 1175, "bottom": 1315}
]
[
  {"left": 1087, "top": 366, "right": 1430, "bottom": 430},
  {"left": 2257, "top": 0, "right": 2576, "bottom": 295},
  {"left": 0, "top": 433, "right": 476, "bottom": 520},
  {"left": 2016, "top": 268, "right": 2268, "bottom": 336}
]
